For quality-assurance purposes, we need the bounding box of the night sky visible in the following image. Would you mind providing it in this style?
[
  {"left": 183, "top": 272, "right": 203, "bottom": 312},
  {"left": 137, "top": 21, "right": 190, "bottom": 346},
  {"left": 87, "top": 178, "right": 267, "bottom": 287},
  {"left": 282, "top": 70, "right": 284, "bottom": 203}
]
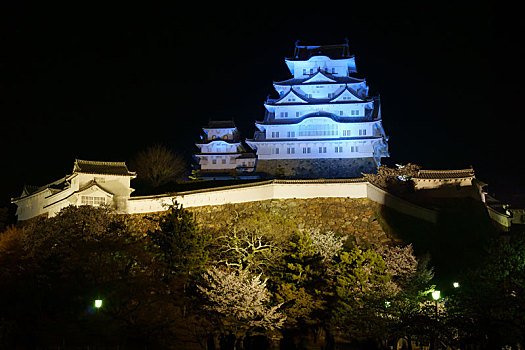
[{"left": 1, "top": 2, "right": 522, "bottom": 209}]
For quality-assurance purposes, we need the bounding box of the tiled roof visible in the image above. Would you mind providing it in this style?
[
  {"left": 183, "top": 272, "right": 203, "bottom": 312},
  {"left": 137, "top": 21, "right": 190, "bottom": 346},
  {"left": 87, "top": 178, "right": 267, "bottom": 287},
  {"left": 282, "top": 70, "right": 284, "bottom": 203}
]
[
  {"left": 286, "top": 43, "right": 352, "bottom": 60},
  {"left": 414, "top": 169, "right": 475, "bottom": 179},
  {"left": 19, "top": 177, "right": 68, "bottom": 198},
  {"left": 73, "top": 159, "right": 135, "bottom": 176},
  {"left": 274, "top": 75, "right": 364, "bottom": 86}
]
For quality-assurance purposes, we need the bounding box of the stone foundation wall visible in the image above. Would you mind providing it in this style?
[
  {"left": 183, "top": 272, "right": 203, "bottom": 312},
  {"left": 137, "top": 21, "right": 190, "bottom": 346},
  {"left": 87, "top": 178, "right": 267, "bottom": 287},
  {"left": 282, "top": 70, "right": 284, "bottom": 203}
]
[
  {"left": 256, "top": 158, "right": 377, "bottom": 178},
  {"left": 123, "top": 197, "right": 395, "bottom": 246},
  {"left": 187, "top": 197, "right": 391, "bottom": 247}
]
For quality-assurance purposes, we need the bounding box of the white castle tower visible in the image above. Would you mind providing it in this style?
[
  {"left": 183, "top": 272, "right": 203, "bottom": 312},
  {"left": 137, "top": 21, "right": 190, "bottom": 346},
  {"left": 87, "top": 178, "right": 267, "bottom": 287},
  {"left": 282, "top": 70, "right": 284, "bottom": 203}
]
[
  {"left": 195, "top": 120, "right": 256, "bottom": 175},
  {"left": 246, "top": 41, "right": 389, "bottom": 178}
]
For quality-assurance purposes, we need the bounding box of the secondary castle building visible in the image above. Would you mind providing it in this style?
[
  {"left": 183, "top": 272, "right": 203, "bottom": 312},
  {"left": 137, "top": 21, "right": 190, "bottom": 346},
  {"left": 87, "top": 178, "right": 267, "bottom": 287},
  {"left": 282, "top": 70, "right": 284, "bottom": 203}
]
[
  {"left": 194, "top": 120, "right": 256, "bottom": 176},
  {"left": 12, "top": 159, "right": 136, "bottom": 221},
  {"left": 246, "top": 42, "right": 389, "bottom": 178}
]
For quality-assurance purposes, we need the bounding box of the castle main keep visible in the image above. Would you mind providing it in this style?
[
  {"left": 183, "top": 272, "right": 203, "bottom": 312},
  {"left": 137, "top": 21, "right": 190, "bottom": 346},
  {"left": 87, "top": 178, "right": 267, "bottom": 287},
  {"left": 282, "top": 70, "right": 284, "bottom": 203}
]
[{"left": 245, "top": 41, "right": 389, "bottom": 178}]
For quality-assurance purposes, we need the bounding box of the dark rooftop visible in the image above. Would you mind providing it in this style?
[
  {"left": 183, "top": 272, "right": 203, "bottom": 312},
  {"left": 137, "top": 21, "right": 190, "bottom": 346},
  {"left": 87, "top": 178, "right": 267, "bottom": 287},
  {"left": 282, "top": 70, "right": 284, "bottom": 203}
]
[
  {"left": 414, "top": 169, "right": 475, "bottom": 179},
  {"left": 73, "top": 159, "right": 136, "bottom": 176},
  {"left": 205, "top": 120, "right": 236, "bottom": 129},
  {"left": 287, "top": 42, "right": 352, "bottom": 61}
]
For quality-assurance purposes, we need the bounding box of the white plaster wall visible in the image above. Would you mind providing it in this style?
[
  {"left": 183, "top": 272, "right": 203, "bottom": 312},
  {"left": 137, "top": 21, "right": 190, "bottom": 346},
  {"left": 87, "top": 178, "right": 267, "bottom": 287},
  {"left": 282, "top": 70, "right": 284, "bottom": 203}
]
[
  {"left": 413, "top": 178, "right": 473, "bottom": 190},
  {"left": 76, "top": 174, "right": 131, "bottom": 197},
  {"left": 486, "top": 205, "right": 512, "bottom": 228},
  {"left": 253, "top": 139, "right": 374, "bottom": 160},
  {"left": 272, "top": 103, "right": 365, "bottom": 119},
  {"left": 366, "top": 183, "right": 438, "bottom": 223},
  {"left": 127, "top": 181, "right": 368, "bottom": 214},
  {"left": 43, "top": 187, "right": 75, "bottom": 211},
  {"left": 288, "top": 57, "right": 355, "bottom": 78},
  {"left": 266, "top": 120, "right": 376, "bottom": 140},
  {"left": 205, "top": 128, "right": 235, "bottom": 140},
  {"left": 17, "top": 179, "right": 448, "bottom": 225},
  {"left": 14, "top": 189, "right": 51, "bottom": 221},
  {"left": 199, "top": 154, "right": 239, "bottom": 170}
]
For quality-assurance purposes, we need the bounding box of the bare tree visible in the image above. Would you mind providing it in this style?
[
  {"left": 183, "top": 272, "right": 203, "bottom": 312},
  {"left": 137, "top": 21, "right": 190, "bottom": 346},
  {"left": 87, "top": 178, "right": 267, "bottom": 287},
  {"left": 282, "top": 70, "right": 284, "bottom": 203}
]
[{"left": 130, "top": 144, "right": 187, "bottom": 188}]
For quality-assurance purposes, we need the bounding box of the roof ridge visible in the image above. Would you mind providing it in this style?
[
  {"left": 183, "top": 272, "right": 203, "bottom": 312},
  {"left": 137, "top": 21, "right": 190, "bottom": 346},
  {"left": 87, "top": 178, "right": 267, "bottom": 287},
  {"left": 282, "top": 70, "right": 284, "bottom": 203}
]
[
  {"left": 419, "top": 168, "right": 474, "bottom": 173},
  {"left": 75, "top": 159, "right": 127, "bottom": 165}
]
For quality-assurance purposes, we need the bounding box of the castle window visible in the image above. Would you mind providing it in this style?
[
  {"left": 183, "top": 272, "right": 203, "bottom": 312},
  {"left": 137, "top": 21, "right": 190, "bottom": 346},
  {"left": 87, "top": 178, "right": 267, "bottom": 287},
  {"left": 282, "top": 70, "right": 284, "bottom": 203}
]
[
  {"left": 319, "top": 147, "right": 327, "bottom": 153},
  {"left": 302, "top": 147, "right": 311, "bottom": 154},
  {"left": 274, "top": 148, "right": 280, "bottom": 154},
  {"left": 343, "top": 130, "right": 351, "bottom": 136},
  {"left": 287, "top": 147, "right": 295, "bottom": 154},
  {"left": 81, "top": 196, "right": 105, "bottom": 206},
  {"left": 359, "top": 129, "right": 367, "bottom": 136},
  {"left": 298, "top": 123, "right": 337, "bottom": 137},
  {"left": 221, "top": 158, "right": 226, "bottom": 164},
  {"left": 296, "top": 112, "right": 300, "bottom": 117},
  {"left": 212, "top": 159, "right": 217, "bottom": 164},
  {"left": 272, "top": 131, "right": 280, "bottom": 138},
  {"left": 335, "top": 146, "right": 343, "bottom": 153}
]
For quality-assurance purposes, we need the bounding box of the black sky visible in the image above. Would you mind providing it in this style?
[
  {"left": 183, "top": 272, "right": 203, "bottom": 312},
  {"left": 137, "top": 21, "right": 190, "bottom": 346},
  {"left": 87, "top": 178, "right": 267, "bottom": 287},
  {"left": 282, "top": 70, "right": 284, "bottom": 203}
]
[{"left": 1, "top": 2, "right": 522, "bottom": 208}]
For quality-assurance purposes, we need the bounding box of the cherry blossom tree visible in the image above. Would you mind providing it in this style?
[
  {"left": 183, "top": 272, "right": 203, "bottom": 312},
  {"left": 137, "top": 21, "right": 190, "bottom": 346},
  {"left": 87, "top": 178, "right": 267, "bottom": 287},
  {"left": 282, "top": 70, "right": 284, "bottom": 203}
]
[{"left": 197, "top": 267, "right": 285, "bottom": 349}]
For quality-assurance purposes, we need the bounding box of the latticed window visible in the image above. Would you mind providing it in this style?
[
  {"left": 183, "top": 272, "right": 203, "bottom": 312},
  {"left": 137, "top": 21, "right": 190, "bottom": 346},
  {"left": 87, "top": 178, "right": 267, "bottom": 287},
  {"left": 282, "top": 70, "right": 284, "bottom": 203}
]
[
  {"left": 298, "top": 123, "right": 337, "bottom": 137},
  {"left": 81, "top": 196, "right": 105, "bottom": 206}
]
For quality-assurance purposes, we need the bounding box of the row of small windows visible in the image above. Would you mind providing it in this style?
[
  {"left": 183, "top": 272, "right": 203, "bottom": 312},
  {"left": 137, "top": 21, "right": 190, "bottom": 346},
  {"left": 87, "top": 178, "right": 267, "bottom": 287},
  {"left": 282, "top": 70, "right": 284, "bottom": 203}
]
[
  {"left": 272, "top": 129, "right": 367, "bottom": 138},
  {"left": 303, "top": 68, "right": 337, "bottom": 75},
  {"left": 272, "top": 146, "right": 360, "bottom": 154},
  {"left": 278, "top": 110, "right": 361, "bottom": 118},
  {"left": 210, "top": 134, "right": 233, "bottom": 140}
]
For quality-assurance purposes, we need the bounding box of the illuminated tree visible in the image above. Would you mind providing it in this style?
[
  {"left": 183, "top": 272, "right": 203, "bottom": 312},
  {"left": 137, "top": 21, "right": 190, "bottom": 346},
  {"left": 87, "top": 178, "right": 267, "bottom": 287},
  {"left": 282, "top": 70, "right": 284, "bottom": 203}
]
[
  {"left": 306, "top": 229, "right": 346, "bottom": 262},
  {"left": 331, "top": 247, "right": 394, "bottom": 345},
  {"left": 197, "top": 266, "right": 285, "bottom": 349}
]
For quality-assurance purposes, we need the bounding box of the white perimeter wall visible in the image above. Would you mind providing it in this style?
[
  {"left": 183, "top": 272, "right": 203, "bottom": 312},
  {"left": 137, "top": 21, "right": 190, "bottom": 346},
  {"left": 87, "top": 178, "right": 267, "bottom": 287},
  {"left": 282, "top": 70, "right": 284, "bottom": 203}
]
[{"left": 127, "top": 180, "right": 368, "bottom": 214}]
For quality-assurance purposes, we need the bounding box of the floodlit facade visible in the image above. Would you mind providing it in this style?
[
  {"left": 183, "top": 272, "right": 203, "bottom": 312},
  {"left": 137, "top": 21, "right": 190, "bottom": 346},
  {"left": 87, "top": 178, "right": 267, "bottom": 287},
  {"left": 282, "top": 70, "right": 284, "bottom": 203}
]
[
  {"left": 195, "top": 120, "right": 256, "bottom": 174},
  {"left": 11, "top": 159, "right": 136, "bottom": 220},
  {"left": 246, "top": 42, "right": 389, "bottom": 178}
]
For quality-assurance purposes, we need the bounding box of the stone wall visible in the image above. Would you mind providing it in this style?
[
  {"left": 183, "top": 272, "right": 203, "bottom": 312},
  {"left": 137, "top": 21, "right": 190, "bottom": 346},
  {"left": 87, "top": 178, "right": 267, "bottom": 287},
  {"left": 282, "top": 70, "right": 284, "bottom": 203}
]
[
  {"left": 256, "top": 158, "right": 377, "bottom": 178},
  {"left": 187, "top": 197, "right": 392, "bottom": 247}
]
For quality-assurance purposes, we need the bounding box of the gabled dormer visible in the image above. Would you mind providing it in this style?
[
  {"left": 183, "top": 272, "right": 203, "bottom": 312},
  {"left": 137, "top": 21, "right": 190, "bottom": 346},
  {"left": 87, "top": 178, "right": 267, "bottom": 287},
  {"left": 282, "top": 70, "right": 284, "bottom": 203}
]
[
  {"left": 303, "top": 69, "right": 337, "bottom": 84},
  {"left": 330, "top": 86, "right": 364, "bottom": 102},
  {"left": 272, "top": 88, "right": 309, "bottom": 105}
]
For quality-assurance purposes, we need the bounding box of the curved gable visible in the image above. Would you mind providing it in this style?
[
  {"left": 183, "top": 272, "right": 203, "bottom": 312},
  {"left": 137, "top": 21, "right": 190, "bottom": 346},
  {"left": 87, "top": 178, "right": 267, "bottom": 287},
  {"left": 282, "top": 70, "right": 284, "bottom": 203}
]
[
  {"left": 273, "top": 88, "right": 308, "bottom": 104},
  {"left": 298, "top": 116, "right": 340, "bottom": 127},
  {"left": 78, "top": 181, "right": 115, "bottom": 197},
  {"left": 331, "top": 86, "right": 363, "bottom": 102},
  {"left": 303, "top": 70, "right": 337, "bottom": 84}
]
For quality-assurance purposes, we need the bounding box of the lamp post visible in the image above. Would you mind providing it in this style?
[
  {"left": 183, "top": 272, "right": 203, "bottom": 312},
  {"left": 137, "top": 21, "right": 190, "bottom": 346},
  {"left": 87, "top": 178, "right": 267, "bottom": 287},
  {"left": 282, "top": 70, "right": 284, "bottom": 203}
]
[
  {"left": 94, "top": 299, "right": 103, "bottom": 309},
  {"left": 430, "top": 290, "right": 440, "bottom": 350}
]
